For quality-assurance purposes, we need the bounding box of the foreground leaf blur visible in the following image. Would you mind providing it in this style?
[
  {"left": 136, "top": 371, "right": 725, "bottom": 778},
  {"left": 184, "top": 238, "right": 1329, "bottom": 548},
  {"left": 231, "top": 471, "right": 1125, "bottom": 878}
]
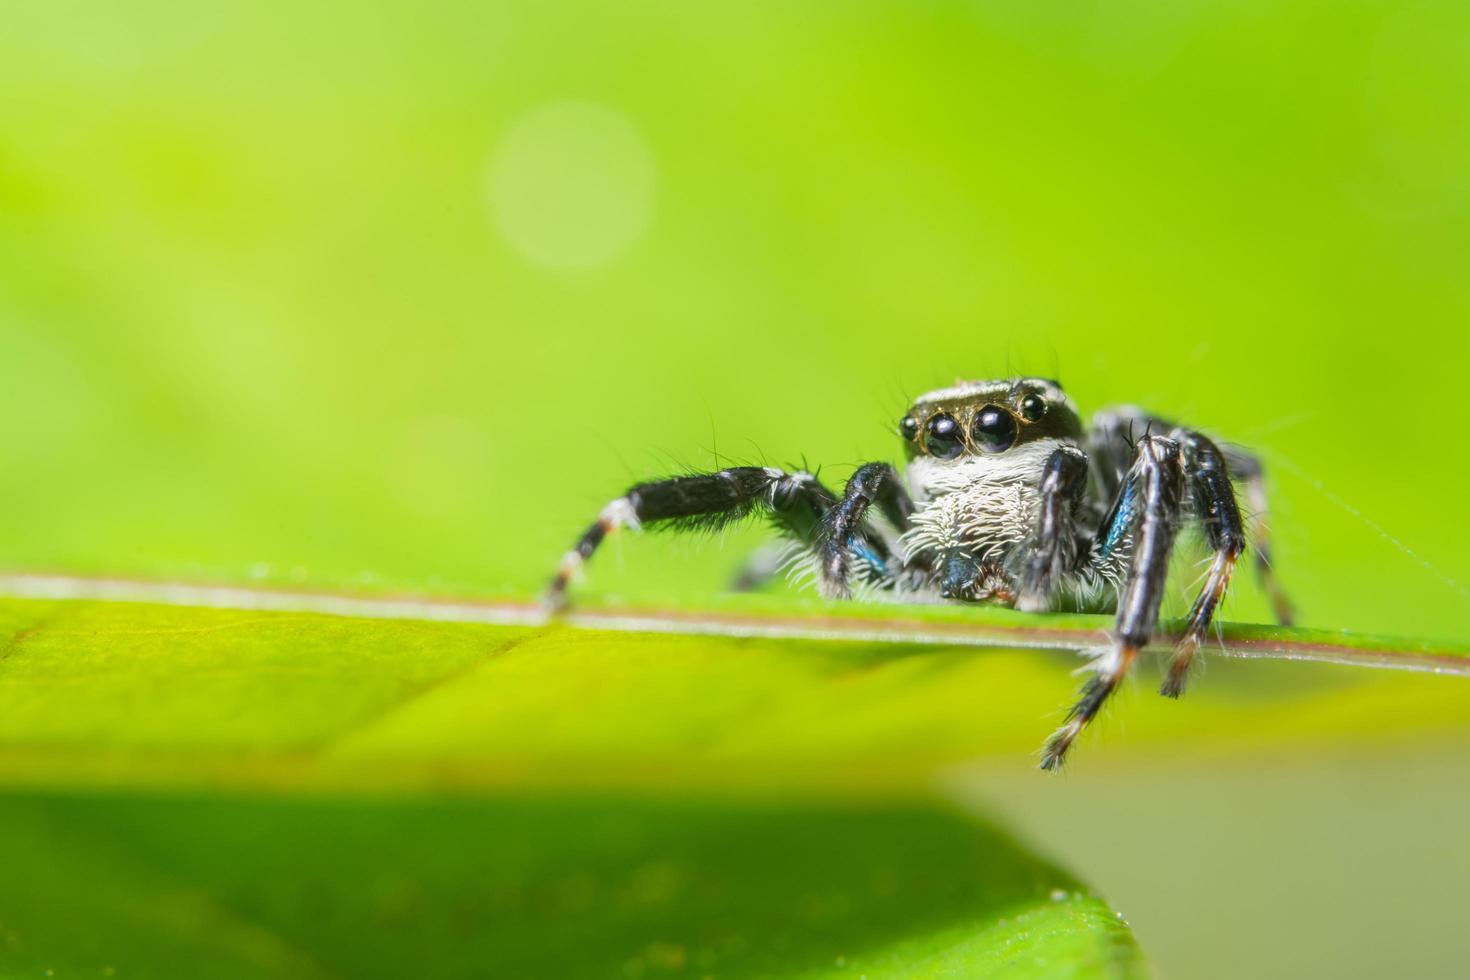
[
  {"left": 0, "top": 597, "right": 1156, "bottom": 978},
  {"left": 0, "top": 793, "right": 1142, "bottom": 979}
]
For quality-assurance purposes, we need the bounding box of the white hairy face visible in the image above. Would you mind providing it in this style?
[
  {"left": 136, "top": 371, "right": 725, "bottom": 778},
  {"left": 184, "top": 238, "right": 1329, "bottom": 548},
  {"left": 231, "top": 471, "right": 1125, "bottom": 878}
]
[{"left": 900, "top": 438, "right": 1075, "bottom": 568}]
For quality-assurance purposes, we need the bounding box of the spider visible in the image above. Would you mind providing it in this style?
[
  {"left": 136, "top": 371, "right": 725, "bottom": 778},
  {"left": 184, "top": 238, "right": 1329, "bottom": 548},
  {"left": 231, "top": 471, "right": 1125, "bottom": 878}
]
[{"left": 546, "top": 377, "right": 1292, "bottom": 770}]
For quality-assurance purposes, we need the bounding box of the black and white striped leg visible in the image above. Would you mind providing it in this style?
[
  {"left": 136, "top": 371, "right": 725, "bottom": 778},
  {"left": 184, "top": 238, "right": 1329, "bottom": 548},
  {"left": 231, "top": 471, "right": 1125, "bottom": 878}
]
[
  {"left": 1041, "top": 435, "right": 1184, "bottom": 771},
  {"left": 1223, "top": 447, "right": 1294, "bottom": 626},
  {"left": 1017, "top": 446, "right": 1090, "bottom": 612},
  {"left": 545, "top": 467, "right": 840, "bottom": 610},
  {"left": 818, "top": 462, "right": 915, "bottom": 599},
  {"left": 1160, "top": 431, "right": 1248, "bottom": 698}
]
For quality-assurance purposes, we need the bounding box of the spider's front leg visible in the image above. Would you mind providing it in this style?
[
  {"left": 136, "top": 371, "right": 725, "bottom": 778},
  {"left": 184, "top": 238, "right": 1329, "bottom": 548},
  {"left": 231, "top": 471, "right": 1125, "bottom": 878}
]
[
  {"left": 1041, "top": 435, "right": 1184, "bottom": 770},
  {"left": 1016, "top": 447, "right": 1090, "bottom": 612},
  {"left": 818, "top": 462, "right": 915, "bottom": 599},
  {"left": 546, "top": 466, "right": 850, "bottom": 610}
]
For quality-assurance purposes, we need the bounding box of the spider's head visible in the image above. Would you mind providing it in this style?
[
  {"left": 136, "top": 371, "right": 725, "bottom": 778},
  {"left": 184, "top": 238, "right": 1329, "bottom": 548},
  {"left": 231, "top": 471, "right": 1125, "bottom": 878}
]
[{"left": 897, "top": 377, "right": 1082, "bottom": 460}]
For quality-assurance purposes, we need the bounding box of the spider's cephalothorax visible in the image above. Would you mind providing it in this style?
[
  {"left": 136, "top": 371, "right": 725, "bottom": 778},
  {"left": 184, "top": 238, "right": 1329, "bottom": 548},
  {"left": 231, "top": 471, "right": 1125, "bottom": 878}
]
[{"left": 546, "top": 377, "right": 1293, "bottom": 770}]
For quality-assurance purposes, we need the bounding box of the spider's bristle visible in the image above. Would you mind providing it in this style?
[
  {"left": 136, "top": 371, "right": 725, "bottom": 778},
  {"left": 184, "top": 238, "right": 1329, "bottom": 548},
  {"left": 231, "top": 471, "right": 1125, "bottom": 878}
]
[{"left": 1042, "top": 643, "right": 1138, "bottom": 771}]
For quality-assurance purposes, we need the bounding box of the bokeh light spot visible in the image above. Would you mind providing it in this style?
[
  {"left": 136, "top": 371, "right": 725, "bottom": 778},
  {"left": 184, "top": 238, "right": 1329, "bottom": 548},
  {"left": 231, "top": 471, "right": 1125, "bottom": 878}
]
[{"left": 488, "top": 101, "right": 658, "bottom": 269}]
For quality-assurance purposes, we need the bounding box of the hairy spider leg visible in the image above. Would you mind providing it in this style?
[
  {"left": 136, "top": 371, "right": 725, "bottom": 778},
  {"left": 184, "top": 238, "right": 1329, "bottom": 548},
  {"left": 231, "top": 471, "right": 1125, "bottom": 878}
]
[
  {"left": 818, "top": 462, "right": 917, "bottom": 599},
  {"left": 1041, "top": 435, "right": 1184, "bottom": 770},
  {"left": 1223, "top": 447, "right": 1295, "bottom": 626},
  {"left": 1160, "top": 430, "right": 1249, "bottom": 698},
  {"left": 1091, "top": 408, "right": 1292, "bottom": 627},
  {"left": 546, "top": 467, "right": 858, "bottom": 609},
  {"left": 1016, "top": 447, "right": 1090, "bottom": 612}
]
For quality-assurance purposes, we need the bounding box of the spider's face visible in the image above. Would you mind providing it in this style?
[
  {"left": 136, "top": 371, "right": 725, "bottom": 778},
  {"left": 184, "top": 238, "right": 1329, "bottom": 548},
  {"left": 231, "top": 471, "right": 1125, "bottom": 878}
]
[{"left": 897, "top": 377, "right": 1083, "bottom": 460}]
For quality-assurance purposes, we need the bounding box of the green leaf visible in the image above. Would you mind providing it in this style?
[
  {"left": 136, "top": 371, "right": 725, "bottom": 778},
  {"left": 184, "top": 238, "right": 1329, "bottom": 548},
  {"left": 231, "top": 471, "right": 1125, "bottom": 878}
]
[
  {"left": 3, "top": 585, "right": 1463, "bottom": 977},
  {"left": 0, "top": 792, "right": 1142, "bottom": 980},
  {"left": 1, "top": 588, "right": 1465, "bottom": 795},
  {"left": 0, "top": 596, "right": 1148, "bottom": 978}
]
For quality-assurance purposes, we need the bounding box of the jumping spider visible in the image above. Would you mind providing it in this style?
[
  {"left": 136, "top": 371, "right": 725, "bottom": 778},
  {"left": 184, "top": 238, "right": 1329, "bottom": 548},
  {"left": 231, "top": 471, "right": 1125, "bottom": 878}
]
[{"left": 548, "top": 377, "right": 1292, "bottom": 769}]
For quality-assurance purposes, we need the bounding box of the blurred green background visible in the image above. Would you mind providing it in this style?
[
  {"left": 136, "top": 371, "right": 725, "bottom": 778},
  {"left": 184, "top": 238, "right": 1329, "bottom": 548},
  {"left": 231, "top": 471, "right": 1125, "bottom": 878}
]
[
  {"left": 5, "top": 0, "right": 1470, "bottom": 638},
  {"left": 4, "top": 0, "right": 1470, "bottom": 977}
]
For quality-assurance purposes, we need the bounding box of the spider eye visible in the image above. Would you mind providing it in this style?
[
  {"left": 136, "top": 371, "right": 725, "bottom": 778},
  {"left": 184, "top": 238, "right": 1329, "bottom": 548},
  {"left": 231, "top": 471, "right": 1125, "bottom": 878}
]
[
  {"left": 1019, "top": 393, "right": 1047, "bottom": 422},
  {"left": 925, "top": 414, "right": 964, "bottom": 459},
  {"left": 972, "top": 405, "right": 1017, "bottom": 453},
  {"left": 899, "top": 416, "right": 919, "bottom": 441}
]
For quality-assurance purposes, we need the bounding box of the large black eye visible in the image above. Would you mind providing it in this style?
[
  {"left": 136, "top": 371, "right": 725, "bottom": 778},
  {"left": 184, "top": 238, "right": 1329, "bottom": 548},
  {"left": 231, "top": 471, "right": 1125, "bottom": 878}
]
[
  {"left": 899, "top": 416, "right": 919, "bottom": 441},
  {"left": 1019, "top": 393, "right": 1047, "bottom": 422},
  {"left": 925, "top": 414, "right": 963, "bottom": 459},
  {"left": 971, "top": 405, "right": 1017, "bottom": 453}
]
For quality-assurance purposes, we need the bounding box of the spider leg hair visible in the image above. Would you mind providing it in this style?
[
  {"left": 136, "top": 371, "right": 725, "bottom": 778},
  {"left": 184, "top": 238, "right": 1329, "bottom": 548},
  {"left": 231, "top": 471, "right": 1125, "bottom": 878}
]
[
  {"left": 545, "top": 467, "right": 845, "bottom": 610},
  {"left": 1222, "top": 446, "right": 1295, "bottom": 626},
  {"left": 1159, "top": 430, "right": 1248, "bottom": 698},
  {"left": 818, "top": 462, "right": 916, "bottom": 599},
  {"left": 1094, "top": 407, "right": 1293, "bottom": 623},
  {"left": 1042, "top": 435, "right": 1183, "bottom": 770},
  {"left": 1017, "top": 446, "right": 1090, "bottom": 612}
]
